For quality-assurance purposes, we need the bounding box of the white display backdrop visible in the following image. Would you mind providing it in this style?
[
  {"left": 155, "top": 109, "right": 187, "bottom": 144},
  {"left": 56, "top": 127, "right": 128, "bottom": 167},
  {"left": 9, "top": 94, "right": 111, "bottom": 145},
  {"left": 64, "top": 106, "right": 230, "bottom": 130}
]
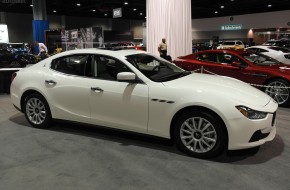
[
  {"left": 0, "top": 24, "right": 9, "bottom": 43},
  {"left": 146, "top": 0, "right": 192, "bottom": 60}
]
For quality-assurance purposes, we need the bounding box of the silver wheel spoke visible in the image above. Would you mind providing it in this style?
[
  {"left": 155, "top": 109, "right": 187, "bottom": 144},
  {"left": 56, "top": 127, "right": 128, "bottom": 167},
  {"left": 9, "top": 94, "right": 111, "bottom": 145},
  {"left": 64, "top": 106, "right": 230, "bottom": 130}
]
[
  {"left": 203, "top": 131, "right": 215, "bottom": 136},
  {"left": 182, "top": 129, "right": 192, "bottom": 134},
  {"left": 199, "top": 141, "right": 205, "bottom": 152},
  {"left": 186, "top": 138, "right": 195, "bottom": 146},
  {"left": 181, "top": 136, "right": 192, "bottom": 140},
  {"left": 184, "top": 121, "right": 194, "bottom": 132},
  {"left": 201, "top": 123, "right": 211, "bottom": 132},
  {"left": 197, "top": 118, "right": 203, "bottom": 130},
  {"left": 204, "top": 136, "right": 216, "bottom": 142},
  {"left": 202, "top": 139, "right": 210, "bottom": 148},
  {"left": 191, "top": 118, "right": 197, "bottom": 130}
]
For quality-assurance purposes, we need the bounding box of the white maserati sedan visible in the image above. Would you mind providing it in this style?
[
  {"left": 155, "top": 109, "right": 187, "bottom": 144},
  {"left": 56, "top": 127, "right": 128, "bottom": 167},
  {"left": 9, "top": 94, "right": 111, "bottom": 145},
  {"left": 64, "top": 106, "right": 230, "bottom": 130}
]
[{"left": 10, "top": 49, "right": 278, "bottom": 158}]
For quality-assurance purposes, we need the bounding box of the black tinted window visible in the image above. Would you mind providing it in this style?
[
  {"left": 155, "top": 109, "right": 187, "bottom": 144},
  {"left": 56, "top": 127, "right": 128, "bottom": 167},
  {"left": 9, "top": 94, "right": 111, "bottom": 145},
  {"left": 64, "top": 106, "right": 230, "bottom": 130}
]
[
  {"left": 94, "top": 55, "right": 131, "bottom": 80},
  {"left": 197, "top": 53, "right": 215, "bottom": 62},
  {"left": 51, "top": 54, "right": 90, "bottom": 76}
]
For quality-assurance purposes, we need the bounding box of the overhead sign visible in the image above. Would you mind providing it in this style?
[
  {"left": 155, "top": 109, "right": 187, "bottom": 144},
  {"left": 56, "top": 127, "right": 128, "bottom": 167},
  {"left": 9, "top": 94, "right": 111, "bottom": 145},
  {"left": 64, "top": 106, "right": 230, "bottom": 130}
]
[
  {"left": 221, "top": 24, "right": 242, "bottom": 31},
  {"left": 113, "top": 8, "right": 122, "bottom": 18}
]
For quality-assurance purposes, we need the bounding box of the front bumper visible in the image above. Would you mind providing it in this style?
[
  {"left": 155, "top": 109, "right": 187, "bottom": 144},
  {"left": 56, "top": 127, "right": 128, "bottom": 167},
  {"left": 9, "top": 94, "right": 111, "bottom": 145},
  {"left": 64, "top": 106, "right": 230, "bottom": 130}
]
[{"left": 227, "top": 101, "right": 277, "bottom": 150}]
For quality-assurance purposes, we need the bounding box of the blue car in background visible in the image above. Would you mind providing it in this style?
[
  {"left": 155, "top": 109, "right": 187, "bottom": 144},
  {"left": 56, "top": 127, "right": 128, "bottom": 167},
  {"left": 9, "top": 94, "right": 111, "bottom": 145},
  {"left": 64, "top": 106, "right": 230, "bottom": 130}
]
[{"left": 0, "top": 43, "right": 36, "bottom": 68}]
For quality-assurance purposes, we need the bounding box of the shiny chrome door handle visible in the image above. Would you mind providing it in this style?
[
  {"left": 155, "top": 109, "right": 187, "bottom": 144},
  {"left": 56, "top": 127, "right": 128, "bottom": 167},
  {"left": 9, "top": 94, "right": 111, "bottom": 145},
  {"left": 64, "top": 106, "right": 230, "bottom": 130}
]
[
  {"left": 45, "top": 80, "right": 57, "bottom": 85},
  {"left": 91, "top": 87, "right": 104, "bottom": 92}
]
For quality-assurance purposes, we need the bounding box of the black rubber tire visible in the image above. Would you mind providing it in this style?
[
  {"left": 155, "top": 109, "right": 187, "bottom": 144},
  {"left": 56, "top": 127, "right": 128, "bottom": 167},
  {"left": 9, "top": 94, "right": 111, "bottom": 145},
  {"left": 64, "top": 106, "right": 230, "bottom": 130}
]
[
  {"left": 23, "top": 94, "right": 52, "bottom": 129},
  {"left": 174, "top": 110, "right": 227, "bottom": 159},
  {"left": 264, "top": 79, "right": 290, "bottom": 107}
]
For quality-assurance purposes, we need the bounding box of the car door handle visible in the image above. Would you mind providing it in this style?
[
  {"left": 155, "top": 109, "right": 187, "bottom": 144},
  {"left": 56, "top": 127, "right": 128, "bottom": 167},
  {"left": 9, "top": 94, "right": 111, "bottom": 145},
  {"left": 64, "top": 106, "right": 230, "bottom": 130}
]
[
  {"left": 91, "top": 87, "right": 104, "bottom": 92},
  {"left": 45, "top": 80, "right": 57, "bottom": 85}
]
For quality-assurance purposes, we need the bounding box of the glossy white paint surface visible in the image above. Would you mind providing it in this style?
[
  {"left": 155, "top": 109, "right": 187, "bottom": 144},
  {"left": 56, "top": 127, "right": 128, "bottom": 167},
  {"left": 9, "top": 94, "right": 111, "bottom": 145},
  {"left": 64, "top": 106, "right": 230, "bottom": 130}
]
[
  {"left": 11, "top": 49, "right": 278, "bottom": 150},
  {"left": 247, "top": 46, "right": 290, "bottom": 65}
]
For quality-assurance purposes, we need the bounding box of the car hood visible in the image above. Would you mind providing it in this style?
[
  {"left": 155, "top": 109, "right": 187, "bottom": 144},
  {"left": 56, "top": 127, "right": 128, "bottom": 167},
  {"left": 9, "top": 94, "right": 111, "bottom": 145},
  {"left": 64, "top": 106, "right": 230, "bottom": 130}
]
[{"left": 163, "top": 73, "right": 271, "bottom": 106}]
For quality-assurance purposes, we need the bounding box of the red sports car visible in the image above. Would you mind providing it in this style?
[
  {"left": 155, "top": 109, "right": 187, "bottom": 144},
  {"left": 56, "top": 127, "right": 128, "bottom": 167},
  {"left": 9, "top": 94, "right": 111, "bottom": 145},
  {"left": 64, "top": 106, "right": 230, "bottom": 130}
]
[{"left": 173, "top": 49, "right": 290, "bottom": 107}]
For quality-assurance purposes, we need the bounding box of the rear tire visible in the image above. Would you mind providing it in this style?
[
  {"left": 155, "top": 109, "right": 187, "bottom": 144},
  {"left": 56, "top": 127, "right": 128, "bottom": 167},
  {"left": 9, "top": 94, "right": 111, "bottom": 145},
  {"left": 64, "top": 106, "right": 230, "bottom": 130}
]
[
  {"left": 174, "top": 110, "right": 227, "bottom": 159},
  {"left": 264, "top": 79, "right": 290, "bottom": 107},
  {"left": 24, "top": 94, "right": 52, "bottom": 128}
]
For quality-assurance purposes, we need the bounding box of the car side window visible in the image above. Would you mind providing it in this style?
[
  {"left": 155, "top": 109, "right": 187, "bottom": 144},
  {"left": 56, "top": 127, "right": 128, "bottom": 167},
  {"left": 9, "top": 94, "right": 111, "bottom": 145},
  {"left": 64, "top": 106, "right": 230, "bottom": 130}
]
[
  {"left": 93, "top": 55, "right": 131, "bottom": 81},
  {"left": 216, "top": 53, "right": 232, "bottom": 64},
  {"left": 197, "top": 53, "right": 215, "bottom": 62},
  {"left": 51, "top": 54, "right": 91, "bottom": 76},
  {"left": 216, "top": 53, "right": 248, "bottom": 67},
  {"left": 258, "top": 48, "right": 269, "bottom": 53}
]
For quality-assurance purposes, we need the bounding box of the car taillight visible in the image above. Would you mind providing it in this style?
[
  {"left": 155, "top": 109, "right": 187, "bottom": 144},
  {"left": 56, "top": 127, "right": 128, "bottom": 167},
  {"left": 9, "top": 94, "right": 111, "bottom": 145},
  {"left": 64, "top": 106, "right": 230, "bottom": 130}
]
[
  {"left": 11, "top": 72, "right": 17, "bottom": 82},
  {"left": 284, "top": 54, "right": 290, "bottom": 59}
]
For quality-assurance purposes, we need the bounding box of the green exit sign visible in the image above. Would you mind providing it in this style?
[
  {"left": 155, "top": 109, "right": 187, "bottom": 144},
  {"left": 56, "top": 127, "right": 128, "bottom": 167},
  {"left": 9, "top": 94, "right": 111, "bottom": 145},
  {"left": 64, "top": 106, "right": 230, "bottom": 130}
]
[{"left": 221, "top": 24, "right": 243, "bottom": 30}]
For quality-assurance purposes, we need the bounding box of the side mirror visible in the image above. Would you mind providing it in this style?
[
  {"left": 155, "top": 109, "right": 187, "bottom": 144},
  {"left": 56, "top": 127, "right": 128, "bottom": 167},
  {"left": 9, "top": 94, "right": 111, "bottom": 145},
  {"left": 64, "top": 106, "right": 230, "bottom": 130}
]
[
  {"left": 117, "top": 72, "right": 140, "bottom": 83},
  {"left": 231, "top": 61, "right": 242, "bottom": 67}
]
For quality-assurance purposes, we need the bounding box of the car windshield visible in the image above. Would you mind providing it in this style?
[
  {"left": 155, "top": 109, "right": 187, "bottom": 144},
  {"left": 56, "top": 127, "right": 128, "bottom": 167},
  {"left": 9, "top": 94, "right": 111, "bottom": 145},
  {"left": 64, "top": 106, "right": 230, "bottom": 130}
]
[
  {"left": 241, "top": 53, "right": 280, "bottom": 65},
  {"left": 223, "top": 42, "right": 235, "bottom": 45},
  {"left": 126, "top": 54, "right": 190, "bottom": 82}
]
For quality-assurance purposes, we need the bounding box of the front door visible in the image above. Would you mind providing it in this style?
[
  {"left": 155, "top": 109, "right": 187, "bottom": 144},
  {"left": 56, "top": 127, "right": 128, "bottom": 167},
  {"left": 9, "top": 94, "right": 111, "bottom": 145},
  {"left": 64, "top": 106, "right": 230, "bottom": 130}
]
[{"left": 88, "top": 54, "right": 149, "bottom": 133}]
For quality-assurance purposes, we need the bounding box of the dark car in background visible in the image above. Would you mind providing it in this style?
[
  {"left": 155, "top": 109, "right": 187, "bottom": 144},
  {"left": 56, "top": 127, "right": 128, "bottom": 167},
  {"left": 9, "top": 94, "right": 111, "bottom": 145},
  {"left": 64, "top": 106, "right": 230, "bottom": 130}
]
[
  {"left": 173, "top": 49, "right": 290, "bottom": 107},
  {"left": 0, "top": 43, "right": 36, "bottom": 68}
]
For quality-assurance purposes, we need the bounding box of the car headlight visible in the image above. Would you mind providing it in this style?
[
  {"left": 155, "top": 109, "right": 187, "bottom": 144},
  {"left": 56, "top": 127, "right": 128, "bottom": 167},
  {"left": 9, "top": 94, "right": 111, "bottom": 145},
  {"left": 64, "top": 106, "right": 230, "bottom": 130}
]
[{"left": 236, "top": 106, "right": 268, "bottom": 120}]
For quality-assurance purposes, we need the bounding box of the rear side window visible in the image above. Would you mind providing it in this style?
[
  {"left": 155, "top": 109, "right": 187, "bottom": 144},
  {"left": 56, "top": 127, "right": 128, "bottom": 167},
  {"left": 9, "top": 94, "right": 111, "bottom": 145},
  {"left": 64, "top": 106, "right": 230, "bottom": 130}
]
[
  {"left": 51, "top": 54, "right": 90, "bottom": 76},
  {"left": 197, "top": 53, "right": 215, "bottom": 62}
]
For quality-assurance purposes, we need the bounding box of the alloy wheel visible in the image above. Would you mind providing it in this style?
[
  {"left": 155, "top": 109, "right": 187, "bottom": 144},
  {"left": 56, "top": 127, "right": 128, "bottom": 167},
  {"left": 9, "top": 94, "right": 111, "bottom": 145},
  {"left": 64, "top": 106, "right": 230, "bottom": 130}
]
[
  {"left": 25, "top": 97, "right": 47, "bottom": 125},
  {"left": 180, "top": 117, "right": 217, "bottom": 153},
  {"left": 265, "top": 81, "right": 289, "bottom": 105}
]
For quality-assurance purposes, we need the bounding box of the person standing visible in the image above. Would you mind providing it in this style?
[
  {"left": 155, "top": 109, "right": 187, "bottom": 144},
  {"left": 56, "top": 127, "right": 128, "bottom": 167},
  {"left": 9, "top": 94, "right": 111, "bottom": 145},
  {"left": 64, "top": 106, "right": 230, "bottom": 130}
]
[
  {"left": 158, "top": 38, "right": 167, "bottom": 59},
  {"left": 35, "top": 41, "right": 48, "bottom": 60}
]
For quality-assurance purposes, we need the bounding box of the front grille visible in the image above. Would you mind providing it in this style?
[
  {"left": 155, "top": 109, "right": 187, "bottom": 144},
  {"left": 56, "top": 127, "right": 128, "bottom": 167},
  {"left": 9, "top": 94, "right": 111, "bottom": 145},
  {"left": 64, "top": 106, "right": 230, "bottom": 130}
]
[
  {"left": 272, "top": 112, "right": 276, "bottom": 126},
  {"left": 284, "top": 54, "right": 290, "bottom": 59},
  {"left": 249, "top": 130, "right": 270, "bottom": 142}
]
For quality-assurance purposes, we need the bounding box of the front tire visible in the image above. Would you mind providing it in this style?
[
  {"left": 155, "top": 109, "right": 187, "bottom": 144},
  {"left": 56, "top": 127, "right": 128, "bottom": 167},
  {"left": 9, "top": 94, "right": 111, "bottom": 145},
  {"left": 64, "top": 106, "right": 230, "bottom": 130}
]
[
  {"left": 174, "top": 110, "right": 227, "bottom": 159},
  {"left": 24, "top": 94, "right": 52, "bottom": 128},
  {"left": 264, "top": 79, "right": 290, "bottom": 107}
]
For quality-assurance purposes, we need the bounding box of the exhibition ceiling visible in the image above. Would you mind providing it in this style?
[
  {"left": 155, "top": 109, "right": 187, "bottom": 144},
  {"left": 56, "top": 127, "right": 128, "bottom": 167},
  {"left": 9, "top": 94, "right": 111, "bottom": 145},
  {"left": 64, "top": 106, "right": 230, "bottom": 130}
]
[{"left": 0, "top": 0, "right": 290, "bottom": 19}]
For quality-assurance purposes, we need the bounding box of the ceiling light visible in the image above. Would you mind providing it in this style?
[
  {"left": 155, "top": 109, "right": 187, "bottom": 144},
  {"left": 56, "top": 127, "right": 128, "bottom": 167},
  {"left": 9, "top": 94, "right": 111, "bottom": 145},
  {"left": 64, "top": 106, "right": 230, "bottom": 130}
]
[
  {"left": 76, "top": 3, "right": 81, "bottom": 6},
  {"left": 92, "top": 9, "right": 96, "bottom": 12},
  {"left": 140, "top": 13, "right": 143, "bottom": 15},
  {"left": 221, "top": 5, "right": 224, "bottom": 8},
  {"left": 268, "top": 4, "right": 272, "bottom": 8},
  {"left": 30, "top": 4, "right": 33, "bottom": 7},
  {"left": 104, "top": 14, "right": 107, "bottom": 16},
  {"left": 133, "top": 8, "right": 137, "bottom": 11},
  {"left": 215, "top": 11, "right": 218, "bottom": 14},
  {"left": 53, "top": 10, "right": 56, "bottom": 13},
  {"left": 124, "top": 2, "right": 128, "bottom": 5},
  {"left": 230, "top": 0, "right": 234, "bottom": 2}
]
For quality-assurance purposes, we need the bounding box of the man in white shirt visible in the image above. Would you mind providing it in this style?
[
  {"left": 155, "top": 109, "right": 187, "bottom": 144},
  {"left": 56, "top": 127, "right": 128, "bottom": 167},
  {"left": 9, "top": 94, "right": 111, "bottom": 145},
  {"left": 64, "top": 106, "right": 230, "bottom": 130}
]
[
  {"left": 158, "top": 38, "right": 167, "bottom": 59},
  {"left": 35, "top": 41, "right": 48, "bottom": 60}
]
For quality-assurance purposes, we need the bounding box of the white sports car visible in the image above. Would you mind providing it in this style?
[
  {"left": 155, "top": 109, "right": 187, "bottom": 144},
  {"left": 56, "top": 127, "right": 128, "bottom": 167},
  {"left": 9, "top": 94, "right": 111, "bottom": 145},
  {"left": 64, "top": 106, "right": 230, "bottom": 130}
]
[
  {"left": 10, "top": 49, "right": 278, "bottom": 158},
  {"left": 247, "top": 46, "right": 290, "bottom": 65}
]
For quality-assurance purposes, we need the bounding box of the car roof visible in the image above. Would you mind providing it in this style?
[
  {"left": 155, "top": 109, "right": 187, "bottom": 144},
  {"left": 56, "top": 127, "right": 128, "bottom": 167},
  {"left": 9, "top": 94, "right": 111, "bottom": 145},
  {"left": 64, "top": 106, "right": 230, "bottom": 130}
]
[
  {"left": 54, "top": 48, "right": 146, "bottom": 59},
  {"left": 196, "top": 49, "right": 251, "bottom": 54}
]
